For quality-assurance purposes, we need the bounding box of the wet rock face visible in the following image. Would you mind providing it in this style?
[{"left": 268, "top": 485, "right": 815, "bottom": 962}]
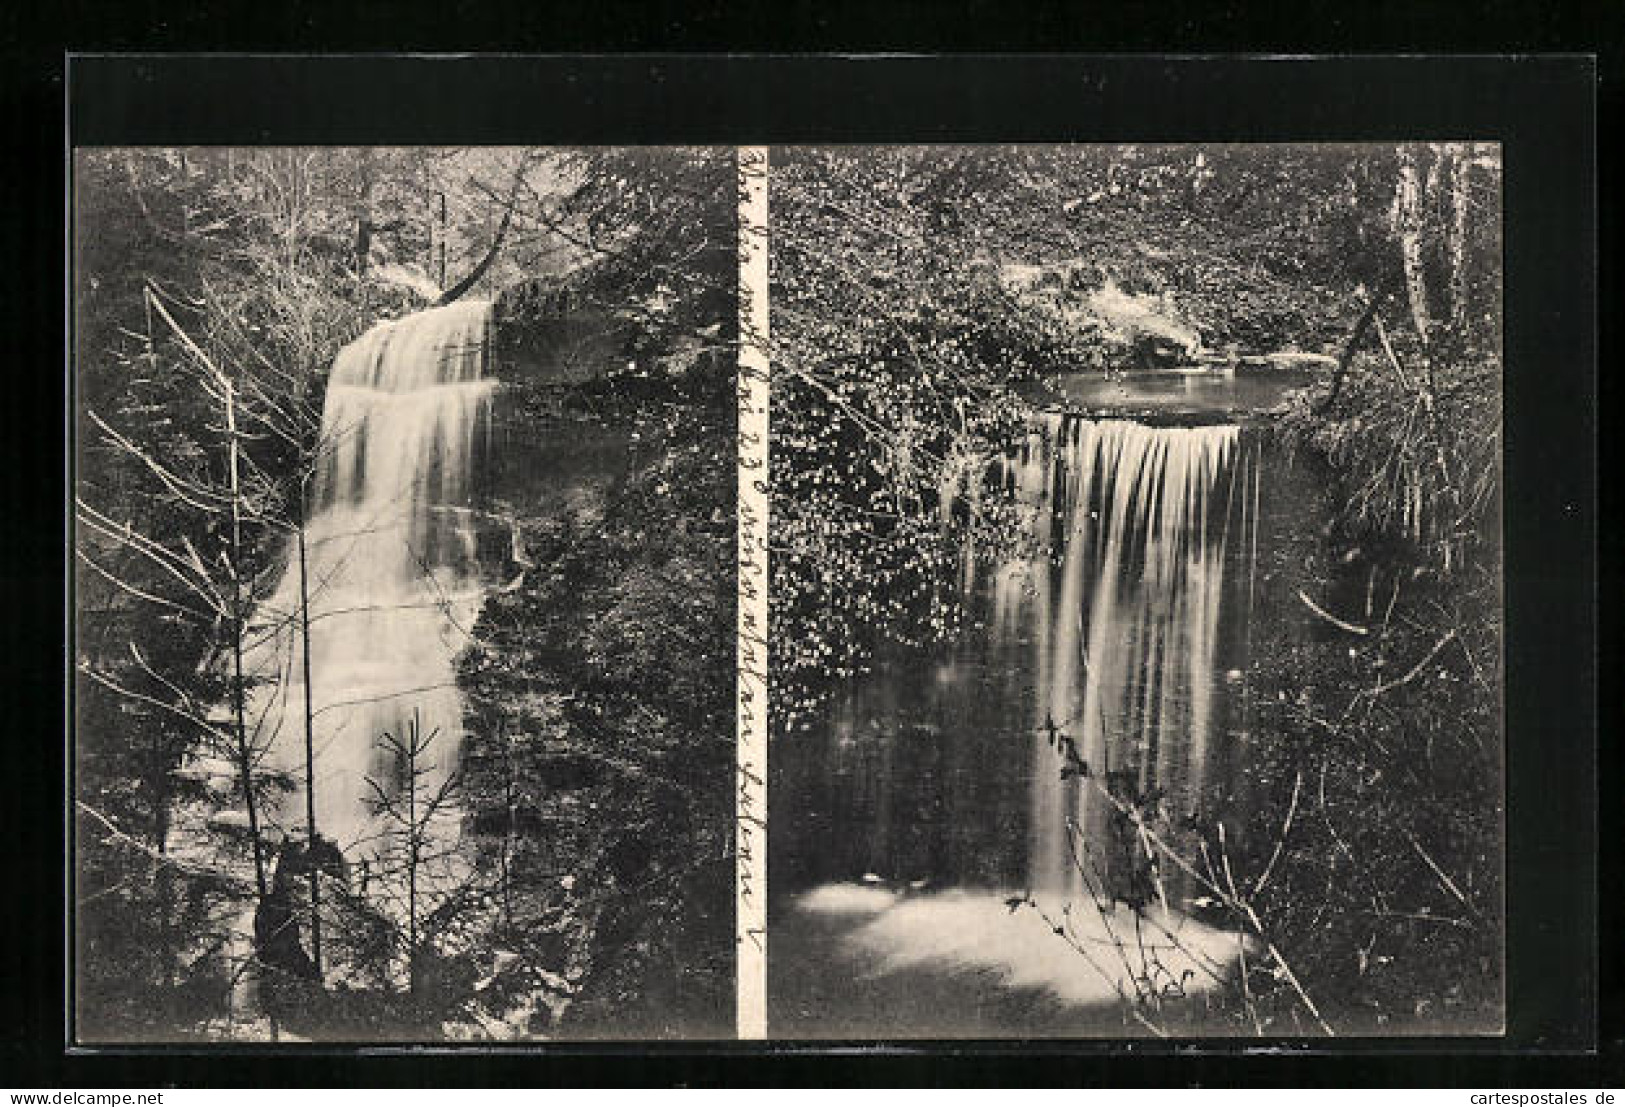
[
  {"left": 493, "top": 280, "right": 622, "bottom": 388},
  {"left": 442, "top": 277, "right": 734, "bottom": 1039},
  {"left": 1234, "top": 351, "right": 1339, "bottom": 374},
  {"left": 1001, "top": 264, "right": 1205, "bottom": 368},
  {"left": 1130, "top": 331, "right": 1191, "bottom": 371},
  {"left": 461, "top": 296, "right": 636, "bottom": 588},
  {"left": 450, "top": 400, "right": 733, "bottom": 1037}
]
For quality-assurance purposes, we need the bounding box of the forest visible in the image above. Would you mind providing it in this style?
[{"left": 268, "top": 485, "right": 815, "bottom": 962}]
[
  {"left": 768, "top": 143, "right": 1504, "bottom": 1036},
  {"left": 73, "top": 146, "right": 735, "bottom": 1041},
  {"left": 72, "top": 140, "right": 1507, "bottom": 1041}
]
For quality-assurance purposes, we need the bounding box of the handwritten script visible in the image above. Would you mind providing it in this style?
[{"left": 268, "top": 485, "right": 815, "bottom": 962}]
[{"left": 735, "top": 146, "right": 770, "bottom": 1039}]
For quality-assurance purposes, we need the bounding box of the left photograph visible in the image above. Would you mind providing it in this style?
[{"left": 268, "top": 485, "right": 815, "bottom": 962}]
[{"left": 71, "top": 147, "right": 737, "bottom": 1042}]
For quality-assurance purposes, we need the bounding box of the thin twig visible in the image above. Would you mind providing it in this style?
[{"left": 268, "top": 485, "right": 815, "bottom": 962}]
[
  {"left": 1296, "top": 589, "right": 1370, "bottom": 636},
  {"left": 1402, "top": 828, "right": 1473, "bottom": 912},
  {"left": 1251, "top": 769, "right": 1303, "bottom": 898}
]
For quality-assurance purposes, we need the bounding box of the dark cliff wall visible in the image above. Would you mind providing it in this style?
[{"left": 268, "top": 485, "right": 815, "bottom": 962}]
[{"left": 455, "top": 299, "right": 736, "bottom": 1038}]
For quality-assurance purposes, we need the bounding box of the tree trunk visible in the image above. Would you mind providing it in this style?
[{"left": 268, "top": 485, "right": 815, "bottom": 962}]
[
  {"left": 500, "top": 727, "right": 515, "bottom": 936},
  {"left": 355, "top": 148, "right": 376, "bottom": 278},
  {"left": 1394, "top": 145, "right": 1433, "bottom": 349},
  {"left": 1314, "top": 276, "right": 1394, "bottom": 415},
  {"left": 437, "top": 156, "right": 528, "bottom": 307},
  {"left": 222, "top": 377, "right": 270, "bottom": 905},
  {"left": 407, "top": 726, "right": 419, "bottom": 996},
  {"left": 297, "top": 488, "right": 322, "bottom": 983},
  {"left": 1447, "top": 145, "right": 1472, "bottom": 335},
  {"left": 152, "top": 748, "right": 176, "bottom": 990}
]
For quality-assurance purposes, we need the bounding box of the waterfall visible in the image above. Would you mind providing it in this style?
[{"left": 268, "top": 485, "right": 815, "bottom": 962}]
[
  {"left": 1000, "top": 415, "right": 1245, "bottom": 909},
  {"left": 244, "top": 299, "right": 496, "bottom": 857},
  {"left": 780, "top": 412, "right": 1264, "bottom": 1022},
  {"left": 766, "top": 407, "right": 1277, "bottom": 1026}
]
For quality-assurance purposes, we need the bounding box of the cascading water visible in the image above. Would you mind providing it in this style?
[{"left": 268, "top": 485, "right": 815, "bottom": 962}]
[
  {"left": 244, "top": 299, "right": 496, "bottom": 858},
  {"left": 780, "top": 412, "right": 1261, "bottom": 1023},
  {"left": 1003, "top": 415, "right": 1244, "bottom": 912}
]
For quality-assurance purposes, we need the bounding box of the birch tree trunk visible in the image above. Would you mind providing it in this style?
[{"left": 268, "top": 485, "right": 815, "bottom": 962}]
[
  {"left": 1394, "top": 144, "right": 1433, "bottom": 349},
  {"left": 1447, "top": 145, "right": 1472, "bottom": 335}
]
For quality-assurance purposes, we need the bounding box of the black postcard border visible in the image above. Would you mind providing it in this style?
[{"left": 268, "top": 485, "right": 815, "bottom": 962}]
[{"left": 13, "top": 53, "right": 1604, "bottom": 1086}]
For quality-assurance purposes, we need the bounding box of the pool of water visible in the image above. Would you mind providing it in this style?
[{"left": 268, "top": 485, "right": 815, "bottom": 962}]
[
  {"left": 770, "top": 406, "right": 1325, "bottom": 1037},
  {"left": 1051, "top": 366, "right": 1317, "bottom": 421}
]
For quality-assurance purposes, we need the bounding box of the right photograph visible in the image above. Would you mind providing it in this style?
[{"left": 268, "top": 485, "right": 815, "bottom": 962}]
[{"left": 767, "top": 144, "right": 1504, "bottom": 1039}]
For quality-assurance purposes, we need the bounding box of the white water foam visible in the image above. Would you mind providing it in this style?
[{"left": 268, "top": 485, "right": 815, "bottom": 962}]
[{"left": 799, "top": 881, "right": 1252, "bottom": 1009}]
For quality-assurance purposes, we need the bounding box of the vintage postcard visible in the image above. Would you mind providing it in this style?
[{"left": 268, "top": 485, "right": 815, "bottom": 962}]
[
  {"left": 60, "top": 58, "right": 1594, "bottom": 1062},
  {"left": 72, "top": 146, "right": 737, "bottom": 1041},
  {"left": 765, "top": 143, "right": 1505, "bottom": 1038}
]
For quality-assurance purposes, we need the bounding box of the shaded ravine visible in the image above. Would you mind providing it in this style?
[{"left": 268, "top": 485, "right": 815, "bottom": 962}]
[
  {"left": 247, "top": 299, "right": 497, "bottom": 859},
  {"left": 773, "top": 403, "right": 1285, "bottom": 1037},
  {"left": 165, "top": 300, "right": 508, "bottom": 1031}
]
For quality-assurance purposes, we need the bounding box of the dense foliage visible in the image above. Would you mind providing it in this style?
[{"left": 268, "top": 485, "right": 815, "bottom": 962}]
[
  {"left": 1254, "top": 142, "right": 1504, "bottom": 1031},
  {"left": 459, "top": 147, "right": 737, "bottom": 1038},
  {"left": 771, "top": 142, "right": 1505, "bottom": 1034},
  {"left": 73, "top": 146, "right": 734, "bottom": 1040},
  {"left": 73, "top": 139, "right": 1506, "bottom": 1039},
  {"left": 770, "top": 145, "right": 1411, "bottom": 722}
]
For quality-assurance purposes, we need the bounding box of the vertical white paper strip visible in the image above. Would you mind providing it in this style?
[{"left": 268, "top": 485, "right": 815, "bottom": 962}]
[{"left": 735, "top": 146, "right": 770, "bottom": 1040}]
